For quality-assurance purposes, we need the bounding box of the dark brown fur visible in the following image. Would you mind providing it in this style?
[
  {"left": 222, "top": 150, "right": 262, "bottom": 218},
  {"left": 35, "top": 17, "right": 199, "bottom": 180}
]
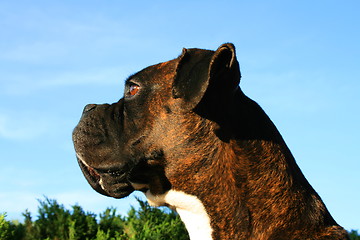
[{"left": 73, "top": 43, "right": 349, "bottom": 239}]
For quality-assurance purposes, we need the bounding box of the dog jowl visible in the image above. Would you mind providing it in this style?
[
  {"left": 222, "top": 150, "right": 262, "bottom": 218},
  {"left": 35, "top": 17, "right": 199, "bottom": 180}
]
[{"left": 72, "top": 43, "right": 349, "bottom": 240}]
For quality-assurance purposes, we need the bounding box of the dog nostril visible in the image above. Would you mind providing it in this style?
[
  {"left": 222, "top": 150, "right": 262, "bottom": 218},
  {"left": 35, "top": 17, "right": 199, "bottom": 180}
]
[{"left": 83, "top": 104, "right": 97, "bottom": 113}]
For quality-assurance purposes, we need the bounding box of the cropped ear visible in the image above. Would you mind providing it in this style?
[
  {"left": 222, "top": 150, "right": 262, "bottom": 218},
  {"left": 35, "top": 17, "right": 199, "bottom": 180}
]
[
  {"left": 172, "top": 43, "right": 240, "bottom": 112},
  {"left": 209, "top": 43, "right": 240, "bottom": 92}
]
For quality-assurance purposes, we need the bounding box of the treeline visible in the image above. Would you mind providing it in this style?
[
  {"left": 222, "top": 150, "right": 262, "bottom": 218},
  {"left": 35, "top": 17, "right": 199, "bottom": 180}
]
[
  {"left": 0, "top": 197, "right": 189, "bottom": 240},
  {"left": 1, "top": 197, "right": 359, "bottom": 240}
]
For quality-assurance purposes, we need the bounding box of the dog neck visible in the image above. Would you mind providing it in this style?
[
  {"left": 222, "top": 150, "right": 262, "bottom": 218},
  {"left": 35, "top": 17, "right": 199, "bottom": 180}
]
[
  {"left": 145, "top": 190, "right": 213, "bottom": 240},
  {"left": 138, "top": 91, "right": 340, "bottom": 239},
  {"left": 139, "top": 139, "right": 341, "bottom": 239}
]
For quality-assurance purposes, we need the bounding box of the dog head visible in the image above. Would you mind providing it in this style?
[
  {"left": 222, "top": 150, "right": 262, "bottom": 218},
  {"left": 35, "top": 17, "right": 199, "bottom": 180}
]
[{"left": 72, "top": 43, "right": 241, "bottom": 198}]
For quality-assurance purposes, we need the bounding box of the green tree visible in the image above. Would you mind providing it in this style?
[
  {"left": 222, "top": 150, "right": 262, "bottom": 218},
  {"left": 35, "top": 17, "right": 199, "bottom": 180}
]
[
  {"left": 33, "top": 197, "right": 71, "bottom": 240},
  {"left": 349, "top": 230, "right": 360, "bottom": 240},
  {"left": 12, "top": 197, "right": 188, "bottom": 240},
  {"left": 94, "top": 228, "right": 111, "bottom": 240},
  {"left": 0, "top": 213, "right": 14, "bottom": 240},
  {"left": 69, "top": 204, "right": 98, "bottom": 240},
  {"left": 4, "top": 196, "right": 359, "bottom": 240},
  {"left": 22, "top": 210, "right": 36, "bottom": 240},
  {"left": 0, "top": 213, "right": 25, "bottom": 240},
  {"left": 98, "top": 207, "right": 126, "bottom": 239},
  {"left": 124, "top": 198, "right": 189, "bottom": 240},
  {"left": 68, "top": 219, "right": 77, "bottom": 240}
]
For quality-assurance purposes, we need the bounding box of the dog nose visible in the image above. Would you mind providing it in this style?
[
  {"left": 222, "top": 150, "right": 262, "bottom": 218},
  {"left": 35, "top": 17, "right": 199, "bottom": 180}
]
[{"left": 83, "top": 104, "right": 97, "bottom": 113}]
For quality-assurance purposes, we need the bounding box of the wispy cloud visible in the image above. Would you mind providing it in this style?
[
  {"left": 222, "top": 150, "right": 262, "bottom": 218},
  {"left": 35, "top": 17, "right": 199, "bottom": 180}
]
[
  {"left": 1, "top": 67, "right": 129, "bottom": 96},
  {"left": 1, "top": 41, "right": 70, "bottom": 64},
  {"left": 0, "top": 191, "right": 40, "bottom": 219},
  {"left": 0, "top": 2, "right": 136, "bottom": 97},
  {"left": 0, "top": 112, "right": 55, "bottom": 140}
]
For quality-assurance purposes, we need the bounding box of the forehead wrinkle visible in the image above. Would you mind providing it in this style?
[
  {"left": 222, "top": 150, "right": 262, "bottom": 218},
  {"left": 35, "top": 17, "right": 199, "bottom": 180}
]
[
  {"left": 124, "top": 58, "right": 178, "bottom": 89},
  {"left": 125, "top": 73, "right": 137, "bottom": 84}
]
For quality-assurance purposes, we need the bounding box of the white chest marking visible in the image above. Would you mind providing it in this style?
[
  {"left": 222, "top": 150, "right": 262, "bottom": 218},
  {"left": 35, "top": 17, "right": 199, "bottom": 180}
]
[{"left": 145, "top": 190, "right": 213, "bottom": 240}]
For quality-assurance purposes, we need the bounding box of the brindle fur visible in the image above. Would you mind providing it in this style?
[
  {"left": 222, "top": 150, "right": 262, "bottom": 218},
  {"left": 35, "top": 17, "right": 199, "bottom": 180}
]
[{"left": 73, "top": 43, "right": 349, "bottom": 239}]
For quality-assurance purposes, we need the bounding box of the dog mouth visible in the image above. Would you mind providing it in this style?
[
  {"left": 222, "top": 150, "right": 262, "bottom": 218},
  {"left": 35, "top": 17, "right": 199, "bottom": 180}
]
[{"left": 77, "top": 156, "right": 134, "bottom": 199}]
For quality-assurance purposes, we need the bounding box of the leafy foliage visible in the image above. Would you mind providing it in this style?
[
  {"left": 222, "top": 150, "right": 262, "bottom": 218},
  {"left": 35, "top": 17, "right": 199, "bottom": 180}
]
[
  {"left": 349, "top": 230, "right": 360, "bottom": 240},
  {"left": 0, "top": 197, "right": 188, "bottom": 240},
  {"left": 124, "top": 198, "right": 188, "bottom": 240},
  {"left": 1, "top": 197, "right": 357, "bottom": 240},
  {"left": 0, "top": 213, "right": 24, "bottom": 240}
]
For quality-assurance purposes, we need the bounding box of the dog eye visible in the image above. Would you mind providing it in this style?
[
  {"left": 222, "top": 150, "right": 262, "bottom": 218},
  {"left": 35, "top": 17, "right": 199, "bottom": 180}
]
[{"left": 127, "top": 83, "right": 140, "bottom": 97}]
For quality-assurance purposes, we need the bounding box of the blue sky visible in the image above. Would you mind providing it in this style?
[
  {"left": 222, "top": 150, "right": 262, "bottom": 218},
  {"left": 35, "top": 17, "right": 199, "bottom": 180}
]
[{"left": 1, "top": 0, "right": 359, "bottom": 231}]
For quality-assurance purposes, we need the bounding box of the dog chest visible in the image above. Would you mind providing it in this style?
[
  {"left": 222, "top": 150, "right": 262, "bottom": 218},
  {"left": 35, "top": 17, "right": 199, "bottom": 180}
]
[{"left": 145, "top": 189, "right": 213, "bottom": 240}]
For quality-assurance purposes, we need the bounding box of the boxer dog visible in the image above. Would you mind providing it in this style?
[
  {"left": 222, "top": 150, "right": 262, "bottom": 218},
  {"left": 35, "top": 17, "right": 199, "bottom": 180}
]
[{"left": 72, "top": 43, "right": 349, "bottom": 239}]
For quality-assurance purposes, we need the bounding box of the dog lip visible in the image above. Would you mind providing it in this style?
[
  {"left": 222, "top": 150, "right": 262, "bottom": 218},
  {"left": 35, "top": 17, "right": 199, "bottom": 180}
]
[
  {"left": 94, "top": 166, "right": 129, "bottom": 178},
  {"left": 76, "top": 156, "right": 134, "bottom": 198},
  {"left": 76, "top": 153, "right": 128, "bottom": 178},
  {"left": 76, "top": 156, "right": 100, "bottom": 181},
  {"left": 77, "top": 159, "right": 109, "bottom": 196}
]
